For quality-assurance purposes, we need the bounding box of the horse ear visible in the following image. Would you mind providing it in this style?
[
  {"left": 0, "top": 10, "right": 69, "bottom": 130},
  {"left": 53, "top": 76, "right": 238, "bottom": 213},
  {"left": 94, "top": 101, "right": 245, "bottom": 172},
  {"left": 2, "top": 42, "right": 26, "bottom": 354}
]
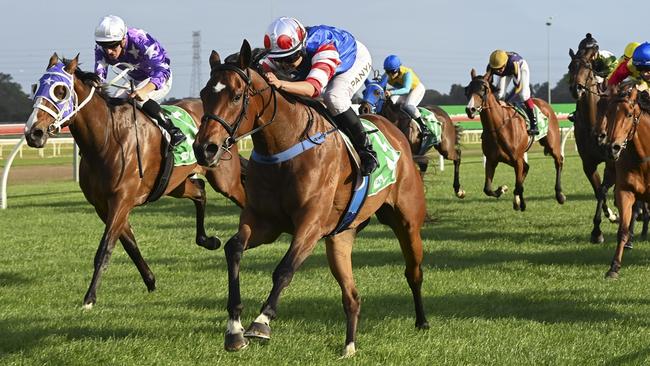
[
  {"left": 209, "top": 50, "right": 221, "bottom": 70},
  {"left": 470, "top": 68, "right": 476, "bottom": 79},
  {"left": 64, "top": 54, "right": 79, "bottom": 74},
  {"left": 239, "top": 39, "right": 252, "bottom": 69},
  {"left": 569, "top": 48, "right": 575, "bottom": 58},
  {"left": 48, "top": 53, "right": 59, "bottom": 69}
]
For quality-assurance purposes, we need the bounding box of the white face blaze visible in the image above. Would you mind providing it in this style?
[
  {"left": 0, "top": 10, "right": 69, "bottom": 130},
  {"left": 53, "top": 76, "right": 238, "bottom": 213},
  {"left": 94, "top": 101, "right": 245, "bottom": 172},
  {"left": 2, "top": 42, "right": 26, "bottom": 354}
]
[
  {"left": 466, "top": 96, "right": 477, "bottom": 111},
  {"left": 25, "top": 108, "right": 40, "bottom": 132},
  {"left": 213, "top": 82, "right": 227, "bottom": 94}
]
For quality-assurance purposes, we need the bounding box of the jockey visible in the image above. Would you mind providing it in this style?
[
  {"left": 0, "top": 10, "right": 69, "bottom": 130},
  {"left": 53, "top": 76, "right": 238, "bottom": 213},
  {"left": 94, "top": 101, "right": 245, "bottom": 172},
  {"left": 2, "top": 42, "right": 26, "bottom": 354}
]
[
  {"left": 260, "top": 16, "right": 378, "bottom": 176},
  {"left": 607, "top": 42, "right": 650, "bottom": 91},
  {"left": 487, "top": 50, "right": 538, "bottom": 136},
  {"left": 93, "top": 15, "right": 186, "bottom": 147},
  {"left": 607, "top": 42, "right": 641, "bottom": 81},
  {"left": 380, "top": 55, "right": 431, "bottom": 142}
]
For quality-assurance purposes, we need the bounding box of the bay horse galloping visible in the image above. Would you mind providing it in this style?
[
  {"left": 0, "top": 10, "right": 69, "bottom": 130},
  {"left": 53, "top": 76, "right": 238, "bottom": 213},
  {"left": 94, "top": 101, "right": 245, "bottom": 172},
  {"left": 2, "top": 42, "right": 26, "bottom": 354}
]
[
  {"left": 464, "top": 69, "right": 565, "bottom": 211},
  {"left": 358, "top": 80, "right": 465, "bottom": 198},
  {"left": 24, "top": 54, "right": 246, "bottom": 309},
  {"left": 568, "top": 44, "right": 617, "bottom": 243},
  {"left": 604, "top": 84, "right": 650, "bottom": 278},
  {"left": 193, "top": 40, "right": 428, "bottom": 357}
]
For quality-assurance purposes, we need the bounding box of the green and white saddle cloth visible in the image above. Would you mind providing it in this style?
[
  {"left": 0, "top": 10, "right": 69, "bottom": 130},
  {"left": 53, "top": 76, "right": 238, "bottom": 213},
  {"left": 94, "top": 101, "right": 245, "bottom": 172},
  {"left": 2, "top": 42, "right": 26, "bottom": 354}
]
[
  {"left": 512, "top": 104, "right": 549, "bottom": 141},
  {"left": 360, "top": 118, "right": 401, "bottom": 196},
  {"left": 417, "top": 107, "right": 442, "bottom": 151},
  {"left": 161, "top": 105, "right": 198, "bottom": 166}
]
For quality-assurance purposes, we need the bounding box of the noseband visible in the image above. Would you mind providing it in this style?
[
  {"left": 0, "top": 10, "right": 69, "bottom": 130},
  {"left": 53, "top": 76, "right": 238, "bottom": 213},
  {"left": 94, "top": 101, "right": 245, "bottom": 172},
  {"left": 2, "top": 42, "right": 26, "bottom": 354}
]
[
  {"left": 570, "top": 56, "right": 600, "bottom": 96},
  {"left": 200, "top": 64, "right": 277, "bottom": 149}
]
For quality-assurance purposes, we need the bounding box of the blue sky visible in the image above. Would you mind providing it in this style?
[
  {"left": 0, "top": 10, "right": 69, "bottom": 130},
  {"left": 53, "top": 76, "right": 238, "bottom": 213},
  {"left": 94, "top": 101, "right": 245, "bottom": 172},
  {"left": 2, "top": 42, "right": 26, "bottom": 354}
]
[{"left": 1, "top": 0, "right": 646, "bottom": 99}]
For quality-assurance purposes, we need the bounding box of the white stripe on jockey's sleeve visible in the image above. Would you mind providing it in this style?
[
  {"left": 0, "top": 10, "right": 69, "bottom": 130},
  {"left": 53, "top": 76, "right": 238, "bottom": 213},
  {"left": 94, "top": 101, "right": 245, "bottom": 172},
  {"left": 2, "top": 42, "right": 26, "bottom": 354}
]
[
  {"left": 312, "top": 50, "right": 340, "bottom": 63},
  {"left": 306, "top": 68, "right": 329, "bottom": 87}
]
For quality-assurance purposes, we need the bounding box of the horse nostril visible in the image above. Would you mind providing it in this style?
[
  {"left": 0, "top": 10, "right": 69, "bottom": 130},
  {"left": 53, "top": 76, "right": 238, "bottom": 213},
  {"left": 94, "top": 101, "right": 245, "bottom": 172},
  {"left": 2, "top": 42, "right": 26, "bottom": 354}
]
[
  {"left": 612, "top": 144, "right": 621, "bottom": 152},
  {"left": 31, "top": 128, "right": 44, "bottom": 140}
]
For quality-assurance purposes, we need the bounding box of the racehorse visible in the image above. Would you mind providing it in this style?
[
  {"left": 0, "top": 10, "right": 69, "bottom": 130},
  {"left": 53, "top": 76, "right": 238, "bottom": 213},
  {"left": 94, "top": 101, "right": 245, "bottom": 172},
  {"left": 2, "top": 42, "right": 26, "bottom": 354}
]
[
  {"left": 193, "top": 40, "right": 428, "bottom": 357},
  {"left": 464, "top": 69, "right": 566, "bottom": 211},
  {"left": 603, "top": 83, "right": 650, "bottom": 278},
  {"left": 24, "top": 53, "right": 246, "bottom": 309},
  {"left": 568, "top": 44, "right": 618, "bottom": 243},
  {"left": 358, "top": 79, "right": 465, "bottom": 198}
]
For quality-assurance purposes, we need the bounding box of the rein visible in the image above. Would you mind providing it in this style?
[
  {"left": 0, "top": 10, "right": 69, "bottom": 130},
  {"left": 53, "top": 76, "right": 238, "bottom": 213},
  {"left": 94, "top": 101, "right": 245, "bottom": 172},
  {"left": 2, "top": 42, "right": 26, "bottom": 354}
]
[{"left": 201, "top": 64, "right": 277, "bottom": 150}]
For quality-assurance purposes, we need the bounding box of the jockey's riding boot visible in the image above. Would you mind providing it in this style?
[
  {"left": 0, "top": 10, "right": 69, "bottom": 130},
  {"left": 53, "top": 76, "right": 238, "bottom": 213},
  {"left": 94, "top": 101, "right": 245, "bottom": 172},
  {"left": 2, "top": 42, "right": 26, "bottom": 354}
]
[
  {"left": 334, "top": 107, "right": 378, "bottom": 176},
  {"left": 142, "top": 99, "right": 186, "bottom": 148},
  {"left": 524, "top": 106, "right": 539, "bottom": 136},
  {"left": 414, "top": 116, "right": 432, "bottom": 154},
  {"left": 156, "top": 112, "right": 186, "bottom": 147}
]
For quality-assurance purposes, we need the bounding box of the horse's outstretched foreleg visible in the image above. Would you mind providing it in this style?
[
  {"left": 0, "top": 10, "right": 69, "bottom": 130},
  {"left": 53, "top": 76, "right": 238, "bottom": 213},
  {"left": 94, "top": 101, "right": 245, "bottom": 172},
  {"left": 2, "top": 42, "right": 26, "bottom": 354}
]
[
  {"left": 583, "top": 157, "right": 606, "bottom": 243},
  {"left": 606, "top": 190, "right": 635, "bottom": 279},
  {"left": 483, "top": 158, "right": 507, "bottom": 198},
  {"left": 512, "top": 159, "right": 528, "bottom": 211},
  {"left": 602, "top": 162, "right": 618, "bottom": 223},
  {"left": 224, "top": 213, "right": 280, "bottom": 352},
  {"left": 83, "top": 199, "right": 131, "bottom": 309},
  {"left": 325, "top": 229, "right": 361, "bottom": 358},
  {"left": 244, "top": 213, "right": 322, "bottom": 345},
  {"left": 625, "top": 201, "right": 643, "bottom": 250},
  {"left": 170, "top": 177, "right": 221, "bottom": 250}
]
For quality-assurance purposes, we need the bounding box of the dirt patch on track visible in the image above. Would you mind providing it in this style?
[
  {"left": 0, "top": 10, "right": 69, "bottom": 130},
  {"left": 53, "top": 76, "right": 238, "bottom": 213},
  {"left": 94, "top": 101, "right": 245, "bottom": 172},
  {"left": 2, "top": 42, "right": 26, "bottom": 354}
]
[{"left": 6, "top": 165, "right": 73, "bottom": 184}]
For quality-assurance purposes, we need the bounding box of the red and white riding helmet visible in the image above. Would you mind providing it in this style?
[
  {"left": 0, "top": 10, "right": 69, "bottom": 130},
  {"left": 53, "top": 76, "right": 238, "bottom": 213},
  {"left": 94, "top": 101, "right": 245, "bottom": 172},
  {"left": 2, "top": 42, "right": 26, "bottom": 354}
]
[{"left": 263, "top": 16, "right": 306, "bottom": 59}]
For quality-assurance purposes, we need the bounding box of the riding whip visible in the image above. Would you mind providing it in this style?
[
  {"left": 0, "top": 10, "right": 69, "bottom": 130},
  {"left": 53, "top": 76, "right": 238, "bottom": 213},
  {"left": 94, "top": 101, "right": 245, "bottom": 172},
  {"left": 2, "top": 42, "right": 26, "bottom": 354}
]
[{"left": 130, "top": 80, "right": 144, "bottom": 178}]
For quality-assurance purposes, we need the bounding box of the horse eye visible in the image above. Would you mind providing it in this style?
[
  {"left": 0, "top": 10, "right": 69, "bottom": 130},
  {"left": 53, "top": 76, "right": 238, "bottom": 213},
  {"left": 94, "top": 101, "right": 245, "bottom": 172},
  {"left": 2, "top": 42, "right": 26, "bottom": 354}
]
[{"left": 232, "top": 93, "right": 242, "bottom": 102}]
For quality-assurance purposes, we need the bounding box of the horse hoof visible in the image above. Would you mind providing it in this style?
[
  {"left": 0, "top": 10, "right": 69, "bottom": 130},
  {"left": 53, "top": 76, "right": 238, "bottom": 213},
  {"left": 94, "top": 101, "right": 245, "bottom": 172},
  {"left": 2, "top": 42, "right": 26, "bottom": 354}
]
[
  {"left": 456, "top": 189, "right": 466, "bottom": 199},
  {"left": 340, "top": 343, "right": 356, "bottom": 358},
  {"left": 244, "top": 322, "right": 271, "bottom": 340},
  {"left": 513, "top": 196, "right": 521, "bottom": 211},
  {"left": 501, "top": 185, "right": 509, "bottom": 193},
  {"left": 81, "top": 302, "right": 94, "bottom": 311},
  {"left": 590, "top": 233, "right": 604, "bottom": 244},
  {"left": 556, "top": 193, "right": 566, "bottom": 204},
  {"left": 624, "top": 242, "right": 634, "bottom": 250},
  {"left": 224, "top": 332, "right": 250, "bottom": 352},
  {"left": 198, "top": 236, "right": 221, "bottom": 250},
  {"left": 605, "top": 270, "right": 619, "bottom": 280},
  {"left": 416, "top": 321, "right": 430, "bottom": 330}
]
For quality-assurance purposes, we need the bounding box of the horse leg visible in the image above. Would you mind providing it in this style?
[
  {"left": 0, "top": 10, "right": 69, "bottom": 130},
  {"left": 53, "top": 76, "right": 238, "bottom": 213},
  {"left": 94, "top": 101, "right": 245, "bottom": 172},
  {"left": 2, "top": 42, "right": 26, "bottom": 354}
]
[
  {"left": 452, "top": 149, "right": 465, "bottom": 199},
  {"left": 203, "top": 164, "right": 246, "bottom": 208},
  {"left": 83, "top": 199, "right": 131, "bottom": 309},
  {"left": 168, "top": 177, "right": 220, "bottom": 250},
  {"left": 601, "top": 162, "right": 618, "bottom": 223},
  {"left": 512, "top": 159, "right": 528, "bottom": 211},
  {"left": 375, "top": 204, "right": 428, "bottom": 330},
  {"left": 606, "top": 190, "right": 635, "bottom": 279},
  {"left": 244, "top": 214, "right": 323, "bottom": 343},
  {"left": 223, "top": 213, "right": 281, "bottom": 351},
  {"left": 483, "top": 158, "right": 506, "bottom": 198},
  {"left": 582, "top": 159, "right": 606, "bottom": 243},
  {"left": 642, "top": 202, "right": 649, "bottom": 240},
  {"left": 324, "top": 229, "right": 361, "bottom": 358},
  {"left": 552, "top": 146, "right": 566, "bottom": 204},
  {"left": 120, "top": 222, "right": 156, "bottom": 292},
  {"left": 625, "top": 201, "right": 642, "bottom": 250}
]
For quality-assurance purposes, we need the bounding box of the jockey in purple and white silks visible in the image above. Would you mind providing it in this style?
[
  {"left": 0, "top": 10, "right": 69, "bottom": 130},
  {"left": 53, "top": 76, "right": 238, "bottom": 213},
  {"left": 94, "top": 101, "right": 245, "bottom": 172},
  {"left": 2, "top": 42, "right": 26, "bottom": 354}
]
[
  {"left": 487, "top": 50, "right": 538, "bottom": 136},
  {"left": 260, "top": 16, "right": 377, "bottom": 176},
  {"left": 94, "top": 15, "right": 185, "bottom": 147}
]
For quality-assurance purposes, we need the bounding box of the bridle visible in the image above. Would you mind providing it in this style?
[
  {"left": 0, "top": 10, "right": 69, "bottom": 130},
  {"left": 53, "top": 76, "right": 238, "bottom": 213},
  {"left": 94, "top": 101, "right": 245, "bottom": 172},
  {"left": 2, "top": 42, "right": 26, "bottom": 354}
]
[
  {"left": 200, "top": 63, "right": 277, "bottom": 151},
  {"left": 569, "top": 55, "right": 600, "bottom": 97},
  {"left": 610, "top": 92, "right": 641, "bottom": 153}
]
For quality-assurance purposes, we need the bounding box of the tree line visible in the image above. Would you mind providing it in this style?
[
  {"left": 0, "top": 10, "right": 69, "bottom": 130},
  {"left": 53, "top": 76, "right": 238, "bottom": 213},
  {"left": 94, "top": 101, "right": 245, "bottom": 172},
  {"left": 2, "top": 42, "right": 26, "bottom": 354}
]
[{"left": 0, "top": 72, "right": 573, "bottom": 123}]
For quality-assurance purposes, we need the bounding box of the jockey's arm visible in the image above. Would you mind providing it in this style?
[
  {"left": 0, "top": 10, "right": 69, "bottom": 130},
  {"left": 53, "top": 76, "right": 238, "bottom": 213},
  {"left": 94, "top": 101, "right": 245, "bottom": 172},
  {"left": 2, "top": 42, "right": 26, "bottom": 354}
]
[
  {"left": 496, "top": 76, "right": 508, "bottom": 100},
  {"left": 277, "top": 79, "right": 317, "bottom": 97},
  {"left": 389, "top": 71, "right": 413, "bottom": 96},
  {"left": 607, "top": 60, "right": 632, "bottom": 87}
]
